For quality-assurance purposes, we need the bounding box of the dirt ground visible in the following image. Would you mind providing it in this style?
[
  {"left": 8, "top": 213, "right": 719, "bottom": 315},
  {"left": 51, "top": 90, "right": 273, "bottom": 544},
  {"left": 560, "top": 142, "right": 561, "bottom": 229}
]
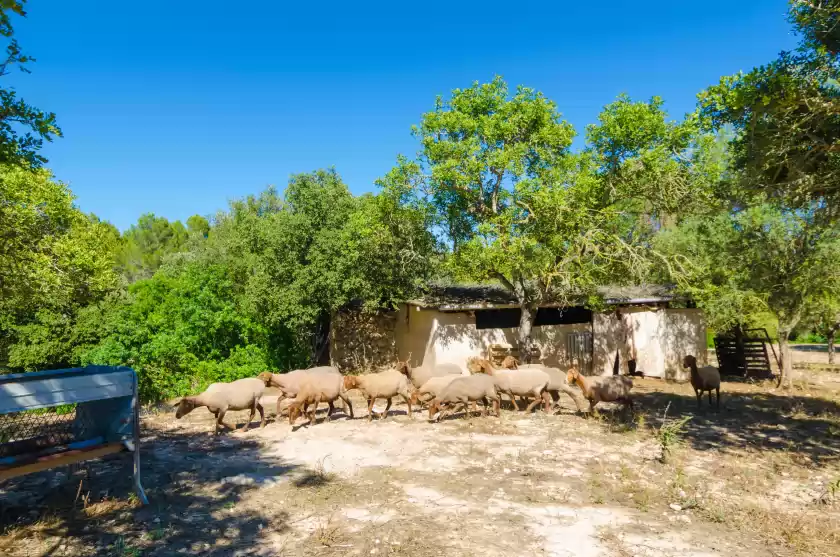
[{"left": 2, "top": 357, "right": 840, "bottom": 557}]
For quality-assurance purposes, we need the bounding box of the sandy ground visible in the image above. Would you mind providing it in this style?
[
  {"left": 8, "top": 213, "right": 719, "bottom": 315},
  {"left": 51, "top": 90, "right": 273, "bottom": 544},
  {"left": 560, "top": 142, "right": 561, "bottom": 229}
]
[{"left": 3, "top": 361, "right": 840, "bottom": 557}]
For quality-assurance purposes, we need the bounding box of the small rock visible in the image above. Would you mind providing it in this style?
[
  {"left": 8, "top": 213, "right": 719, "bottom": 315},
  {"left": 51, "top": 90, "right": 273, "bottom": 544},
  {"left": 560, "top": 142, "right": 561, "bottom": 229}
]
[
  {"left": 375, "top": 539, "right": 380, "bottom": 544},
  {"left": 669, "top": 503, "right": 682, "bottom": 511},
  {"left": 781, "top": 472, "right": 790, "bottom": 477},
  {"left": 677, "top": 489, "right": 687, "bottom": 499},
  {"left": 677, "top": 515, "right": 692, "bottom": 524},
  {"left": 370, "top": 550, "right": 378, "bottom": 555},
  {"left": 542, "top": 450, "right": 553, "bottom": 455},
  {"left": 407, "top": 498, "right": 417, "bottom": 503},
  {"left": 503, "top": 468, "right": 511, "bottom": 475},
  {"left": 153, "top": 517, "right": 161, "bottom": 523}
]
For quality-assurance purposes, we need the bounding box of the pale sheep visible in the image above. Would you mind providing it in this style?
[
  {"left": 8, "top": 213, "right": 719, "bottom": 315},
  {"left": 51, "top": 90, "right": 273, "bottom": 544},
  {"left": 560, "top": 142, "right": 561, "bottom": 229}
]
[
  {"left": 397, "top": 361, "right": 463, "bottom": 389},
  {"left": 343, "top": 371, "right": 415, "bottom": 421},
  {"left": 468, "top": 357, "right": 552, "bottom": 413},
  {"left": 287, "top": 373, "right": 355, "bottom": 427},
  {"left": 175, "top": 378, "right": 266, "bottom": 434},
  {"left": 428, "top": 374, "right": 500, "bottom": 421},
  {"left": 501, "top": 358, "right": 588, "bottom": 413},
  {"left": 411, "top": 375, "right": 462, "bottom": 405},
  {"left": 566, "top": 368, "right": 634, "bottom": 415},
  {"left": 682, "top": 355, "right": 721, "bottom": 410},
  {"left": 258, "top": 366, "right": 345, "bottom": 420}
]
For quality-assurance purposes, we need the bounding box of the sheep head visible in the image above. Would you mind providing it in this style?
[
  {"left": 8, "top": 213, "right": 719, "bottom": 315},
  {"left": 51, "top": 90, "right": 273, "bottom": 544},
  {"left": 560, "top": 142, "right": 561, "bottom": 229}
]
[
  {"left": 501, "top": 356, "right": 519, "bottom": 370},
  {"left": 682, "top": 355, "right": 697, "bottom": 369},
  {"left": 566, "top": 368, "right": 581, "bottom": 385},
  {"left": 288, "top": 400, "right": 304, "bottom": 425},
  {"left": 175, "top": 397, "right": 196, "bottom": 419},
  {"left": 428, "top": 400, "right": 441, "bottom": 420},
  {"left": 395, "top": 360, "right": 411, "bottom": 376},
  {"left": 257, "top": 371, "right": 273, "bottom": 386},
  {"left": 467, "top": 357, "right": 493, "bottom": 375},
  {"left": 343, "top": 376, "right": 359, "bottom": 390}
]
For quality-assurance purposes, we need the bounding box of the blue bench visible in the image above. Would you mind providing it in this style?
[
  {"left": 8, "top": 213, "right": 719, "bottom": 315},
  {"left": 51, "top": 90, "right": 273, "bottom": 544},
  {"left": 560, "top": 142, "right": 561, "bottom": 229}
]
[{"left": 0, "top": 366, "right": 147, "bottom": 504}]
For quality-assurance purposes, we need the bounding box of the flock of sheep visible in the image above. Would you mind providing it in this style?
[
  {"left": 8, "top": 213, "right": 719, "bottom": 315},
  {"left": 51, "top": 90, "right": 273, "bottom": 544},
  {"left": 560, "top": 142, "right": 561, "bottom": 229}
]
[{"left": 174, "top": 354, "right": 722, "bottom": 434}]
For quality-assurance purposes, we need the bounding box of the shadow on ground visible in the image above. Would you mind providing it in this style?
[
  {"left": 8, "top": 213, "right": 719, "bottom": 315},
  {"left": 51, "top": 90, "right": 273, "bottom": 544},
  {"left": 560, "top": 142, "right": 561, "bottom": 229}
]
[
  {"left": 0, "top": 421, "right": 313, "bottom": 556},
  {"left": 624, "top": 380, "right": 840, "bottom": 465}
]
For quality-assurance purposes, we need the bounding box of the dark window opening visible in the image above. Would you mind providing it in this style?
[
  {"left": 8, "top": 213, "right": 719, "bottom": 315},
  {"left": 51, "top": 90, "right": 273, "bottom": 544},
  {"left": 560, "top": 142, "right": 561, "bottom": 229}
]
[
  {"left": 475, "top": 308, "right": 521, "bottom": 329},
  {"left": 474, "top": 307, "right": 592, "bottom": 330},
  {"left": 535, "top": 307, "right": 592, "bottom": 326}
]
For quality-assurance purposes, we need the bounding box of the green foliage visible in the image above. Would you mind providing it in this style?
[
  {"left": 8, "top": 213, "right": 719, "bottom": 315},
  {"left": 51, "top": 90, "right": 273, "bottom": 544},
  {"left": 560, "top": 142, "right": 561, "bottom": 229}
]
[
  {"left": 388, "top": 77, "right": 716, "bottom": 356},
  {"left": 0, "top": 165, "right": 120, "bottom": 369},
  {"left": 0, "top": 1, "right": 61, "bottom": 168},
  {"left": 656, "top": 403, "right": 691, "bottom": 464},
  {"left": 117, "top": 213, "right": 194, "bottom": 282},
  {"left": 789, "top": 0, "right": 840, "bottom": 55},
  {"left": 79, "top": 262, "right": 287, "bottom": 401}
]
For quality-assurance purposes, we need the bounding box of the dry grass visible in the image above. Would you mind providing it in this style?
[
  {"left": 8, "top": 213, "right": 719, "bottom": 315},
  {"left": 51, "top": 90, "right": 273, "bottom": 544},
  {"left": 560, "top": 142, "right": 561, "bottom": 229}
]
[{"left": 3, "top": 368, "right": 840, "bottom": 556}]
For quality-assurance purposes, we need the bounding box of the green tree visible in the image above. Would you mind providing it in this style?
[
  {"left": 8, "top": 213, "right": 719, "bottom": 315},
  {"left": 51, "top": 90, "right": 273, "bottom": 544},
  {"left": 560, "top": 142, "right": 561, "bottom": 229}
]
[
  {"left": 388, "top": 78, "right": 714, "bottom": 359},
  {"left": 0, "top": 1, "right": 61, "bottom": 167},
  {"left": 0, "top": 164, "right": 121, "bottom": 369},
  {"left": 802, "top": 290, "right": 840, "bottom": 364},
  {"left": 117, "top": 213, "right": 191, "bottom": 281},
  {"left": 213, "top": 169, "right": 436, "bottom": 364},
  {"left": 656, "top": 205, "right": 840, "bottom": 386},
  {"left": 79, "top": 262, "right": 282, "bottom": 401}
]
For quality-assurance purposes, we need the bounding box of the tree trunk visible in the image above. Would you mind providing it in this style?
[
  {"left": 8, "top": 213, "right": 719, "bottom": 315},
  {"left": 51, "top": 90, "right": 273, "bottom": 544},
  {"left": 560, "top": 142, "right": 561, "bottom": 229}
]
[
  {"left": 518, "top": 303, "right": 537, "bottom": 364},
  {"left": 777, "top": 329, "right": 794, "bottom": 388},
  {"left": 828, "top": 324, "right": 837, "bottom": 365}
]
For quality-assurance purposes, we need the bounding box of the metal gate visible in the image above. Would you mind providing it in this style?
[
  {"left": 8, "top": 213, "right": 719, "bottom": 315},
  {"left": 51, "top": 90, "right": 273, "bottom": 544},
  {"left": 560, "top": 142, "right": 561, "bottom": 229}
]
[{"left": 566, "top": 331, "right": 593, "bottom": 374}]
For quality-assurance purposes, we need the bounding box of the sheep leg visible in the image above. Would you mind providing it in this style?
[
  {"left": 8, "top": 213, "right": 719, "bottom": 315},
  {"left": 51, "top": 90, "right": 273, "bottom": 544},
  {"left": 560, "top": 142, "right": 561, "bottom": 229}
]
[
  {"left": 308, "top": 400, "right": 319, "bottom": 426},
  {"left": 257, "top": 401, "right": 266, "bottom": 428},
  {"left": 524, "top": 394, "right": 542, "bottom": 414},
  {"left": 215, "top": 410, "right": 228, "bottom": 434},
  {"left": 401, "top": 394, "right": 413, "bottom": 418},
  {"left": 509, "top": 392, "right": 521, "bottom": 411},
  {"left": 708, "top": 390, "right": 713, "bottom": 408},
  {"left": 480, "top": 397, "right": 489, "bottom": 417},
  {"left": 338, "top": 393, "right": 354, "bottom": 419},
  {"left": 367, "top": 397, "right": 376, "bottom": 422},
  {"left": 541, "top": 391, "right": 552, "bottom": 414},
  {"left": 695, "top": 389, "right": 702, "bottom": 409},
  {"left": 239, "top": 404, "right": 256, "bottom": 432},
  {"left": 326, "top": 400, "right": 336, "bottom": 420},
  {"left": 381, "top": 397, "right": 392, "bottom": 420},
  {"left": 493, "top": 397, "right": 501, "bottom": 417}
]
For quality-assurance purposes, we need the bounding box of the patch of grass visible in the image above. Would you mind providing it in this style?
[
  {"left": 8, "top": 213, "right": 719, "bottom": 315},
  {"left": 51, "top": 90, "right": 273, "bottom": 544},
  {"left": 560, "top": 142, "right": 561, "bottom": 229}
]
[
  {"left": 313, "top": 516, "right": 343, "bottom": 547},
  {"left": 113, "top": 536, "right": 141, "bottom": 557},
  {"left": 655, "top": 404, "right": 691, "bottom": 464}
]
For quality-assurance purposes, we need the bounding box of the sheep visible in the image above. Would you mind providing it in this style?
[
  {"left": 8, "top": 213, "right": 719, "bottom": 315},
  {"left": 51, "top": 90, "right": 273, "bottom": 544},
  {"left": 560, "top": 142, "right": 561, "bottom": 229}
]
[
  {"left": 566, "top": 368, "right": 634, "bottom": 415},
  {"left": 468, "top": 358, "right": 552, "bottom": 414},
  {"left": 500, "top": 358, "right": 588, "bottom": 413},
  {"left": 258, "top": 366, "right": 345, "bottom": 420},
  {"left": 175, "top": 378, "right": 266, "bottom": 434},
  {"left": 287, "top": 373, "right": 355, "bottom": 427},
  {"left": 427, "top": 374, "right": 501, "bottom": 421},
  {"left": 411, "top": 374, "right": 462, "bottom": 405},
  {"left": 342, "top": 371, "right": 415, "bottom": 421},
  {"left": 396, "top": 360, "right": 463, "bottom": 389},
  {"left": 682, "top": 355, "right": 721, "bottom": 410}
]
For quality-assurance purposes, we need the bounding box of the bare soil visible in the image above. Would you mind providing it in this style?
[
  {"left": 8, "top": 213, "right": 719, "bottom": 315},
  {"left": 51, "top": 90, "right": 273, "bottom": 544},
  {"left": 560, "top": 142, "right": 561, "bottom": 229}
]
[{"left": 2, "top": 365, "right": 840, "bottom": 557}]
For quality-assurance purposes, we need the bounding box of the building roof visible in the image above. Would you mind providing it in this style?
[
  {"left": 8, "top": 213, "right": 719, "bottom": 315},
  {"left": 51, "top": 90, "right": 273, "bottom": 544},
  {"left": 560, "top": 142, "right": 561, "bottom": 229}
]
[{"left": 407, "top": 283, "right": 679, "bottom": 310}]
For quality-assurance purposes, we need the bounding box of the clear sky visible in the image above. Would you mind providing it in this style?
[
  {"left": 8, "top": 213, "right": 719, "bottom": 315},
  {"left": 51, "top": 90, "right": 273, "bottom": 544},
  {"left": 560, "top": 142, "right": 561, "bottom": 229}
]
[{"left": 14, "top": 1, "right": 797, "bottom": 230}]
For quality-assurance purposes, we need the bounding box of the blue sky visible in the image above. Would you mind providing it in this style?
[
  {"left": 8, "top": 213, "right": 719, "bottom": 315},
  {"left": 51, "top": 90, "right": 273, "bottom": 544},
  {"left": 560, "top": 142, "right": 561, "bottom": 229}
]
[{"left": 15, "top": 1, "right": 797, "bottom": 230}]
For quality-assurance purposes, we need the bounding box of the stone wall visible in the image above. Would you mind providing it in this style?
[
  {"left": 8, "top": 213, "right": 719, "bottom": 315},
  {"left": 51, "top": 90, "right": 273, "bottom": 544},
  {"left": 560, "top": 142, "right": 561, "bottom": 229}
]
[{"left": 330, "top": 309, "right": 398, "bottom": 373}]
